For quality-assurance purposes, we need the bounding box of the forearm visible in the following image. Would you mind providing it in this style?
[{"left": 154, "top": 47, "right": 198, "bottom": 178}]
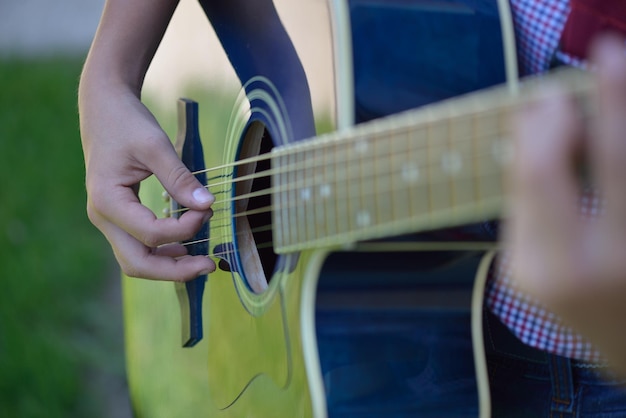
[
  {"left": 79, "top": 0, "right": 179, "bottom": 99},
  {"left": 76, "top": 0, "right": 215, "bottom": 281}
]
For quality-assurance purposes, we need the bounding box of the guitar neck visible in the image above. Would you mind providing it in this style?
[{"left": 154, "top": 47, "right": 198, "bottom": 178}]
[{"left": 271, "top": 68, "right": 591, "bottom": 253}]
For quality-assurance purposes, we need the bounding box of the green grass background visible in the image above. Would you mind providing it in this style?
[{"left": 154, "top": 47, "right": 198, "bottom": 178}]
[{"left": 0, "top": 57, "right": 124, "bottom": 417}]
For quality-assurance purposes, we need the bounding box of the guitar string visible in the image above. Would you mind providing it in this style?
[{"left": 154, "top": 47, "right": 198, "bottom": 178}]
[
  {"left": 173, "top": 94, "right": 593, "bottom": 223},
  {"left": 174, "top": 159, "right": 501, "bottom": 245},
  {"left": 184, "top": 105, "right": 515, "bottom": 194},
  {"left": 176, "top": 139, "right": 588, "bottom": 258},
  {"left": 175, "top": 100, "right": 590, "bottom": 256},
  {"left": 173, "top": 118, "right": 514, "bottom": 218},
  {"left": 181, "top": 68, "right": 590, "bottom": 189},
  {"left": 173, "top": 130, "right": 513, "bottom": 223},
  {"left": 169, "top": 71, "right": 592, "bottom": 258},
  {"left": 175, "top": 150, "right": 510, "bottom": 257}
]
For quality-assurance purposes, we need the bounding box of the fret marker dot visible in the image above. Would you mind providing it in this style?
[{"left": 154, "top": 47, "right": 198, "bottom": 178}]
[
  {"left": 401, "top": 163, "right": 420, "bottom": 183},
  {"left": 319, "top": 184, "right": 331, "bottom": 198},
  {"left": 441, "top": 152, "right": 462, "bottom": 175},
  {"left": 356, "top": 210, "right": 371, "bottom": 227},
  {"left": 300, "top": 188, "right": 312, "bottom": 201}
]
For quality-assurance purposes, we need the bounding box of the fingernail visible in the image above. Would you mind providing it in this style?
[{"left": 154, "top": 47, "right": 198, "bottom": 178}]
[
  {"left": 199, "top": 265, "right": 215, "bottom": 276},
  {"left": 193, "top": 187, "right": 214, "bottom": 204}
]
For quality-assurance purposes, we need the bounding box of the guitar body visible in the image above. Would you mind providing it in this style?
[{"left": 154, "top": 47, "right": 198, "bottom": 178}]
[{"left": 124, "top": 0, "right": 514, "bottom": 416}]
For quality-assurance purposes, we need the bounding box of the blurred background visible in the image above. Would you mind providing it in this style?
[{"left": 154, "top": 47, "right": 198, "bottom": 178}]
[
  {"left": 0, "top": 0, "right": 228, "bottom": 416},
  {"left": 0, "top": 0, "right": 130, "bottom": 417},
  {"left": 0, "top": 0, "right": 332, "bottom": 416}
]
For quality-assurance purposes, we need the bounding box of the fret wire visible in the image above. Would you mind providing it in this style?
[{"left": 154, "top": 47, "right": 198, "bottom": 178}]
[
  {"left": 275, "top": 152, "right": 282, "bottom": 248},
  {"left": 386, "top": 132, "right": 396, "bottom": 224},
  {"left": 327, "top": 140, "right": 336, "bottom": 240},
  {"left": 295, "top": 148, "right": 303, "bottom": 245},
  {"left": 353, "top": 133, "right": 366, "bottom": 235},
  {"left": 383, "top": 129, "right": 391, "bottom": 228},
  {"left": 426, "top": 117, "right": 434, "bottom": 221},
  {"left": 314, "top": 147, "right": 322, "bottom": 242},
  {"left": 294, "top": 148, "right": 303, "bottom": 244},
  {"left": 294, "top": 148, "right": 302, "bottom": 245},
  {"left": 287, "top": 150, "right": 296, "bottom": 247},
  {"left": 304, "top": 148, "right": 312, "bottom": 242},
  {"left": 258, "top": 74, "right": 588, "bottom": 248},
  {"left": 332, "top": 140, "right": 341, "bottom": 238},
  {"left": 445, "top": 109, "right": 454, "bottom": 214},
  {"left": 217, "top": 164, "right": 230, "bottom": 257},
  {"left": 220, "top": 158, "right": 508, "bottom": 228},
  {"left": 389, "top": 126, "right": 397, "bottom": 227},
  {"left": 274, "top": 152, "right": 282, "bottom": 248},
  {"left": 288, "top": 150, "right": 296, "bottom": 245},
  {"left": 266, "top": 131, "right": 502, "bottom": 238},
  {"left": 257, "top": 108, "right": 511, "bottom": 199},
  {"left": 342, "top": 138, "right": 351, "bottom": 235},
  {"left": 405, "top": 126, "right": 414, "bottom": 222},
  {"left": 345, "top": 138, "right": 358, "bottom": 237},
  {"left": 281, "top": 152, "right": 289, "bottom": 248},
  {"left": 307, "top": 147, "right": 318, "bottom": 242},
  {"left": 296, "top": 150, "right": 310, "bottom": 245},
  {"left": 344, "top": 135, "right": 355, "bottom": 236},
  {"left": 321, "top": 141, "right": 332, "bottom": 241},
  {"left": 435, "top": 111, "right": 451, "bottom": 212},
  {"left": 323, "top": 140, "right": 335, "bottom": 241},
  {"left": 273, "top": 153, "right": 280, "bottom": 248},
  {"left": 358, "top": 134, "right": 369, "bottom": 233},
  {"left": 456, "top": 115, "right": 474, "bottom": 203},
  {"left": 373, "top": 128, "right": 383, "bottom": 233},
  {"left": 390, "top": 124, "right": 403, "bottom": 226},
  {"left": 310, "top": 145, "right": 319, "bottom": 243},
  {"left": 209, "top": 125, "right": 508, "bottom": 222},
  {"left": 356, "top": 137, "right": 364, "bottom": 232},
  {"left": 207, "top": 149, "right": 510, "bottom": 255},
  {"left": 272, "top": 146, "right": 510, "bottom": 248}
]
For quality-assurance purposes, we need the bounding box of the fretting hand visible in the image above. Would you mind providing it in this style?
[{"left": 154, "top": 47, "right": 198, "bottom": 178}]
[{"left": 505, "top": 36, "right": 626, "bottom": 372}]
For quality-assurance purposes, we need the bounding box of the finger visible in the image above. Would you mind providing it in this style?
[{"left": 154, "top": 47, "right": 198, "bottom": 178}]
[
  {"left": 506, "top": 90, "right": 583, "bottom": 293},
  {"left": 89, "top": 185, "right": 212, "bottom": 248},
  {"left": 145, "top": 139, "right": 214, "bottom": 211},
  {"left": 101, "top": 217, "right": 215, "bottom": 281},
  {"left": 589, "top": 36, "right": 626, "bottom": 226},
  {"left": 510, "top": 89, "right": 582, "bottom": 239}
]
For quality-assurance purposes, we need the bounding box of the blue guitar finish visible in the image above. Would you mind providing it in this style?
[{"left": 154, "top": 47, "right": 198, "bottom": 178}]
[{"left": 350, "top": 0, "right": 506, "bottom": 123}]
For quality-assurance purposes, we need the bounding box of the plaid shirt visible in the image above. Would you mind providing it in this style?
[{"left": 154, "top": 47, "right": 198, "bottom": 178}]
[{"left": 485, "top": 0, "right": 604, "bottom": 362}]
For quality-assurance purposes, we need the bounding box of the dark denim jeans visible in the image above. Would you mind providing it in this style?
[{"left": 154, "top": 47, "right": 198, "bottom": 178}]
[{"left": 485, "top": 310, "right": 626, "bottom": 417}]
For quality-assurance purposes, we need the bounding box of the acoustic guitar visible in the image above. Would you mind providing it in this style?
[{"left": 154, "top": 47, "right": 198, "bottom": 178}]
[{"left": 122, "top": 0, "right": 590, "bottom": 417}]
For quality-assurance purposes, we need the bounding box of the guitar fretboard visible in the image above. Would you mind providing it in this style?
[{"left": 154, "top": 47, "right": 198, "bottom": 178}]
[{"left": 271, "top": 68, "right": 591, "bottom": 253}]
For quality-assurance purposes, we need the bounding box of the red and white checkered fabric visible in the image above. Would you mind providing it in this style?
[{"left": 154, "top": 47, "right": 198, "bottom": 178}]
[{"left": 485, "top": 0, "right": 605, "bottom": 362}]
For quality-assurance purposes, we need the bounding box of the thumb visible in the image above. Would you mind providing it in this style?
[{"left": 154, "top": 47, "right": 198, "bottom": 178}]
[{"left": 149, "top": 143, "right": 214, "bottom": 210}]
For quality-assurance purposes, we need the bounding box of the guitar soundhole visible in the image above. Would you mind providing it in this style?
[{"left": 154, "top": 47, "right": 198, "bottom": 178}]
[{"left": 233, "top": 123, "right": 278, "bottom": 293}]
